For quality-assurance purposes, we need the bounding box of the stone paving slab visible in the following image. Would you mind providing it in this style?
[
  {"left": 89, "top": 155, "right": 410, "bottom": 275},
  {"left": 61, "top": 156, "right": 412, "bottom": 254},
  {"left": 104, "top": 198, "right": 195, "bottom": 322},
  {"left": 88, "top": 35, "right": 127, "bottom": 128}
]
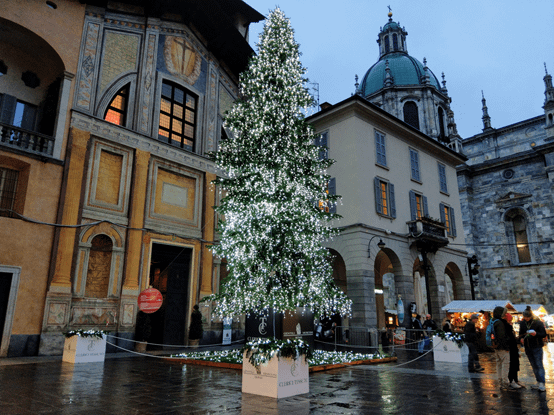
[{"left": 0, "top": 344, "right": 552, "bottom": 414}]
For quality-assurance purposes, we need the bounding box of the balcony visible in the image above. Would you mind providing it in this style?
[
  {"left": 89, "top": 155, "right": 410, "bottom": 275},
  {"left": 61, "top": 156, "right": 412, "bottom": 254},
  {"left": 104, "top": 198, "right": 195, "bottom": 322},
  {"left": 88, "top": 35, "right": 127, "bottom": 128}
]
[
  {"left": 407, "top": 217, "right": 449, "bottom": 252},
  {"left": 0, "top": 122, "right": 55, "bottom": 157}
]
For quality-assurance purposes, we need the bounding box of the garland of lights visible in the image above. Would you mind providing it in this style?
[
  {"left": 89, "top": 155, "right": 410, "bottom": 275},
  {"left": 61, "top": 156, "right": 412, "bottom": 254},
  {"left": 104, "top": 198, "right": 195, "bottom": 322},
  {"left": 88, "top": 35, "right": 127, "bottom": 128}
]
[
  {"left": 242, "top": 337, "right": 312, "bottom": 368},
  {"left": 203, "top": 8, "right": 351, "bottom": 319},
  {"left": 63, "top": 329, "right": 109, "bottom": 339},
  {"left": 433, "top": 330, "right": 466, "bottom": 348}
]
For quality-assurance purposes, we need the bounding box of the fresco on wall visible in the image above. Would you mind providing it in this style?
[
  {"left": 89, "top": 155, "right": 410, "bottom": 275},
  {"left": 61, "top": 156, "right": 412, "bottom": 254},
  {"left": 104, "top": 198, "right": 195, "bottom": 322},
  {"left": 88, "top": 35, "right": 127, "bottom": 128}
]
[{"left": 157, "top": 35, "right": 207, "bottom": 92}]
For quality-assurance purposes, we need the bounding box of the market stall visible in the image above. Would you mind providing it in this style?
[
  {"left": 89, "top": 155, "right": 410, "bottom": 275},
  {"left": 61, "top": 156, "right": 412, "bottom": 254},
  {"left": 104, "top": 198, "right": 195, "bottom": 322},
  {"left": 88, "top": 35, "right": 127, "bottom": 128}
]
[{"left": 442, "top": 300, "right": 517, "bottom": 351}]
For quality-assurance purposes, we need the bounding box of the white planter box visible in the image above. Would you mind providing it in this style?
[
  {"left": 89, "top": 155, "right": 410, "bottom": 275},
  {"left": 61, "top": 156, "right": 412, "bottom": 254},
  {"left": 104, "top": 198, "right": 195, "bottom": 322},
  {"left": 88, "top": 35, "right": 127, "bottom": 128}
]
[
  {"left": 62, "top": 335, "right": 107, "bottom": 364},
  {"left": 432, "top": 336, "right": 468, "bottom": 363},
  {"left": 242, "top": 351, "right": 309, "bottom": 399}
]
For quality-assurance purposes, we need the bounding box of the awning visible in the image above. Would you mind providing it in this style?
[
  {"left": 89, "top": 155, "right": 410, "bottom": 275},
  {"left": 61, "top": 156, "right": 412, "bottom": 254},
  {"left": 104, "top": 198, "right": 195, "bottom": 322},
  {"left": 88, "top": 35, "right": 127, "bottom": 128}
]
[
  {"left": 512, "top": 304, "right": 548, "bottom": 315},
  {"left": 442, "top": 300, "right": 516, "bottom": 313}
]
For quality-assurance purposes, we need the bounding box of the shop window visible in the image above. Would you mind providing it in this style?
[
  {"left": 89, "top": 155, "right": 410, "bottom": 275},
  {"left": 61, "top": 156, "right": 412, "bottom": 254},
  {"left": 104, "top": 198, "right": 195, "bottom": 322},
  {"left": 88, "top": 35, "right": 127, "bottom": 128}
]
[
  {"left": 403, "top": 101, "right": 419, "bottom": 130},
  {"left": 0, "top": 167, "right": 18, "bottom": 218},
  {"left": 104, "top": 85, "right": 129, "bottom": 126},
  {"left": 374, "top": 177, "right": 396, "bottom": 218},
  {"left": 158, "top": 81, "right": 197, "bottom": 152}
]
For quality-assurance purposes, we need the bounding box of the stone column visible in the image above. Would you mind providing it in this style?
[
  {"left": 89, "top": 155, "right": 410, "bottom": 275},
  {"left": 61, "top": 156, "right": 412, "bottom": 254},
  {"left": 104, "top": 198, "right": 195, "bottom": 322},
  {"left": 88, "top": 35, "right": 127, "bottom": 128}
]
[
  {"left": 50, "top": 128, "right": 91, "bottom": 293},
  {"left": 52, "top": 71, "right": 75, "bottom": 160},
  {"left": 347, "top": 269, "right": 377, "bottom": 328},
  {"left": 122, "top": 149, "right": 150, "bottom": 294},
  {"left": 200, "top": 172, "right": 216, "bottom": 296}
]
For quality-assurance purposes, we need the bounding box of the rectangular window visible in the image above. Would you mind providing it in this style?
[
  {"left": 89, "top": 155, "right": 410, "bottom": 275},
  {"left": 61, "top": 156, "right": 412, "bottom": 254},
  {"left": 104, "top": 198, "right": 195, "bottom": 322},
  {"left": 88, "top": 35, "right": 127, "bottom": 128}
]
[
  {"left": 409, "top": 190, "right": 428, "bottom": 220},
  {"left": 158, "top": 81, "right": 197, "bottom": 152},
  {"left": 314, "top": 131, "right": 328, "bottom": 160},
  {"left": 318, "top": 177, "right": 336, "bottom": 214},
  {"left": 374, "top": 177, "right": 396, "bottom": 218},
  {"left": 410, "top": 149, "right": 420, "bottom": 181},
  {"left": 0, "top": 167, "right": 19, "bottom": 218},
  {"left": 440, "top": 203, "right": 457, "bottom": 237},
  {"left": 375, "top": 131, "right": 386, "bottom": 167},
  {"left": 438, "top": 163, "right": 448, "bottom": 193}
]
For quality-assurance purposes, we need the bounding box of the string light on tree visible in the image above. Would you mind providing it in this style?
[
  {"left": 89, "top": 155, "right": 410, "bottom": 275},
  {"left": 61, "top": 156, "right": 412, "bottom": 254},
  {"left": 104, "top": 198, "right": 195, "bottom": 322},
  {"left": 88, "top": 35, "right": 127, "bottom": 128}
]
[{"left": 204, "top": 8, "right": 351, "bottom": 318}]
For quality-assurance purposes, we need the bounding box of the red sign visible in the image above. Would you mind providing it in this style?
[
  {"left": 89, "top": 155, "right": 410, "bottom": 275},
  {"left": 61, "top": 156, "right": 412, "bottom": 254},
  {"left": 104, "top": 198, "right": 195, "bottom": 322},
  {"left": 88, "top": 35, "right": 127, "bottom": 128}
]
[{"left": 138, "top": 288, "right": 163, "bottom": 313}]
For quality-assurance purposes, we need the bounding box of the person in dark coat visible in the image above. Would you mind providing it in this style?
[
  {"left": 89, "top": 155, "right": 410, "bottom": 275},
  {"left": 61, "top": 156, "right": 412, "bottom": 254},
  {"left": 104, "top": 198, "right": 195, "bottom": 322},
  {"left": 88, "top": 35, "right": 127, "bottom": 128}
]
[
  {"left": 519, "top": 306, "right": 547, "bottom": 392},
  {"left": 188, "top": 304, "right": 203, "bottom": 348},
  {"left": 464, "top": 314, "right": 484, "bottom": 373},
  {"left": 492, "top": 306, "right": 511, "bottom": 391},
  {"left": 412, "top": 314, "right": 425, "bottom": 354},
  {"left": 503, "top": 313, "right": 523, "bottom": 389}
]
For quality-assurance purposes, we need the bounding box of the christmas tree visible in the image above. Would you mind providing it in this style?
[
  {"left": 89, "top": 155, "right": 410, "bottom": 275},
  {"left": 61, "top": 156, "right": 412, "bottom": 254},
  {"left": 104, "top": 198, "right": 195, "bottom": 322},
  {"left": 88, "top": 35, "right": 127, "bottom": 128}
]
[{"left": 207, "top": 8, "right": 351, "bottom": 318}]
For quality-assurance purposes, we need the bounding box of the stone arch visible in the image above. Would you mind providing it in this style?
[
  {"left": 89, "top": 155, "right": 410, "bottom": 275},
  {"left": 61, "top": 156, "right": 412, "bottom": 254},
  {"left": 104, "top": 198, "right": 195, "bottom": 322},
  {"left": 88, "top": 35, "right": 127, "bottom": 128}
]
[
  {"left": 73, "top": 223, "right": 125, "bottom": 298},
  {"left": 374, "top": 247, "right": 403, "bottom": 328},
  {"left": 412, "top": 255, "right": 438, "bottom": 317},
  {"left": 443, "top": 261, "right": 464, "bottom": 303}
]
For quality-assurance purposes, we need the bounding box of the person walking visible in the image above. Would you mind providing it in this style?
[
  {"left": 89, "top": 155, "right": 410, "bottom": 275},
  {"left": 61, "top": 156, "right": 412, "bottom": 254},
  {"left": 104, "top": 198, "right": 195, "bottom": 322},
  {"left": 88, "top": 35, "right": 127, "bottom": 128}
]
[
  {"left": 188, "top": 304, "right": 203, "bottom": 348},
  {"left": 412, "top": 314, "right": 425, "bottom": 354},
  {"left": 492, "top": 306, "right": 511, "bottom": 391},
  {"left": 464, "top": 314, "right": 484, "bottom": 373},
  {"left": 503, "top": 313, "right": 523, "bottom": 389},
  {"left": 519, "top": 306, "right": 547, "bottom": 392}
]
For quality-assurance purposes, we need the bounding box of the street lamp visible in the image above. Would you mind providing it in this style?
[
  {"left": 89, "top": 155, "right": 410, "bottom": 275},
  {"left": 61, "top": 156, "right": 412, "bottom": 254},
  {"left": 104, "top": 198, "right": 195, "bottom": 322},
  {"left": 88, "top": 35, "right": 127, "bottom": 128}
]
[
  {"left": 468, "top": 255, "right": 480, "bottom": 300},
  {"left": 368, "top": 235, "right": 386, "bottom": 258}
]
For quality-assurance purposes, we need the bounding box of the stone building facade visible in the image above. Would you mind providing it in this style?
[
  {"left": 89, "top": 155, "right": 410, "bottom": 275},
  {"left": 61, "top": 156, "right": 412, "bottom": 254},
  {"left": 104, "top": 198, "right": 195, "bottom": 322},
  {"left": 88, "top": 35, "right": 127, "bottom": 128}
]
[{"left": 458, "top": 69, "right": 554, "bottom": 311}]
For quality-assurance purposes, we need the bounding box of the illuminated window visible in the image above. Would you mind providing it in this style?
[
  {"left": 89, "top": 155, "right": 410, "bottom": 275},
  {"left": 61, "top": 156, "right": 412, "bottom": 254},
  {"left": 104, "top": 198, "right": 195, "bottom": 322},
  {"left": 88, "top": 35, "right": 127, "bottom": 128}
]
[
  {"left": 158, "top": 81, "right": 197, "bottom": 152},
  {"left": 0, "top": 167, "right": 19, "bottom": 218},
  {"left": 104, "top": 85, "right": 129, "bottom": 126},
  {"left": 440, "top": 203, "right": 457, "bottom": 237},
  {"left": 374, "top": 177, "right": 396, "bottom": 218},
  {"left": 409, "top": 191, "right": 427, "bottom": 220},
  {"left": 318, "top": 178, "right": 336, "bottom": 214}
]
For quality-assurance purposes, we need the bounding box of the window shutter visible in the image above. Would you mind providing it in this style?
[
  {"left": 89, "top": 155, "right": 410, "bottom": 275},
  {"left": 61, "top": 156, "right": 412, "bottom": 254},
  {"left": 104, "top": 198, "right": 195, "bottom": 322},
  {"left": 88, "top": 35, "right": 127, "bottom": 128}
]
[
  {"left": 423, "top": 195, "right": 429, "bottom": 217},
  {"left": 389, "top": 183, "right": 396, "bottom": 218},
  {"left": 439, "top": 203, "right": 446, "bottom": 224},
  {"left": 450, "top": 207, "right": 457, "bottom": 237},
  {"left": 328, "top": 177, "right": 336, "bottom": 214},
  {"left": 409, "top": 190, "right": 417, "bottom": 220},
  {"left": 21, "top": 104, "right": 37, "bottom": 131},
  {"left": 438, "top": 164, "right": 447, "bottom": 193},
  {"left": 374, "top": 177, "right": 382, "bottom": 214},
  {"left": 0, "top": 94, "right": 17, "bottom": 125},
  {"left": 410, "top": 150, "right": 420, "bottom": 181},
  {"left": 375, "top": 132, "right": 386, "bottom": 166}
]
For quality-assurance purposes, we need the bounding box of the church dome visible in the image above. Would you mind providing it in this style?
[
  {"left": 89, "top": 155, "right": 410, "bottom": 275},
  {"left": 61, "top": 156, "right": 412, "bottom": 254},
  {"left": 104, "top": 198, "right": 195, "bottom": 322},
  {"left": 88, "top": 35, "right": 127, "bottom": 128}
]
[{"left": 359, "top": 52, "right": 441, "bottom": 97}]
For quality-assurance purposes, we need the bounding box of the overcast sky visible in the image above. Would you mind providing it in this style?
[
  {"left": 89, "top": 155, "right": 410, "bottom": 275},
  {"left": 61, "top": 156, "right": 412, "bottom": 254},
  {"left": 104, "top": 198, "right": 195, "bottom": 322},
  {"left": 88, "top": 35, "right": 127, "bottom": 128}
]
[{"left": 244, "top": 1, "right": 554, "bottom": 139}]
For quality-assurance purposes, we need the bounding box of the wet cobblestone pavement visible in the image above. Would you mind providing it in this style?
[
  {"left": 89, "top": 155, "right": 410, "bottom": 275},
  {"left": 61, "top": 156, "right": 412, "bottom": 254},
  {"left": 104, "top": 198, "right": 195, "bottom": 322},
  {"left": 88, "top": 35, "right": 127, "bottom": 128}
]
[{"left": 0, "top": 344, "right": 552, "bottom": 414}]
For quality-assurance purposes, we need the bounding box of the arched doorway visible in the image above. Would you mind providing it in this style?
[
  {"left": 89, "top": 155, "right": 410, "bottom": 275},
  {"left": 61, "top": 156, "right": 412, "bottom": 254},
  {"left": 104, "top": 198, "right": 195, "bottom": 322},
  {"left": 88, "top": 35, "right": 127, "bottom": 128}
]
[{"left": 329, "top": 249, "right": 347, "bottom": 294}]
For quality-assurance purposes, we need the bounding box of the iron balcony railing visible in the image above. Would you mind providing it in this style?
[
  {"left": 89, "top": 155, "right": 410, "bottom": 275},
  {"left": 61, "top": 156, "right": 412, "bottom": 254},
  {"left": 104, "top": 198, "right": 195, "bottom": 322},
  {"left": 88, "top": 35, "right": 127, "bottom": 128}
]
[{"left": 0, "top": 122, "right": 55, "bottom": 157}]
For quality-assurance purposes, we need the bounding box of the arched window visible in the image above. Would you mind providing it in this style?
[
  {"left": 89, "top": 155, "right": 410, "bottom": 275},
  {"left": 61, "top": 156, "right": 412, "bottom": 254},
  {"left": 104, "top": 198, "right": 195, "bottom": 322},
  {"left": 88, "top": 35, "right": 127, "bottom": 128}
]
[
  {"left": 104, "top": 85, "right": 129, "bottom": 126},
  {"left": 438, "top": 107, "right": 446, "bottom": 140},
  {"left": 403, "top": 101, "right": 420, "bottom": 130},
  {"left": 85, "top": 234, "right": 113, "bottom": 298},
  {"left": 393, "top": 34, "right": 398, "bottom": 51},
  {"left": 512, "top": 215, "right": 531, "bottom": 263},
  {"left": 384, "top": 36, "right": 390, "bottom": 53}
]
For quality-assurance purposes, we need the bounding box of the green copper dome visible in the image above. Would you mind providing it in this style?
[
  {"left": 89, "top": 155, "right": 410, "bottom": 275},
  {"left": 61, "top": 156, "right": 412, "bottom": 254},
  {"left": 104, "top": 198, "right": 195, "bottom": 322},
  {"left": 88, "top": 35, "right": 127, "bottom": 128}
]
[{"left": 360, "top": 52, "right": 441, "bottom": 97}]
